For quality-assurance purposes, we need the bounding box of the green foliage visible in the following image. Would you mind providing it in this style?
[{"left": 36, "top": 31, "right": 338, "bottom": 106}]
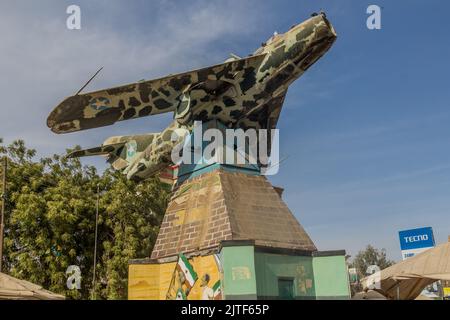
[
  {"left": 350, "top": 245, "right": 395, "bottom": 280},
  {"left": 0, "top": 139, "right": 169, "bottom": 299}
]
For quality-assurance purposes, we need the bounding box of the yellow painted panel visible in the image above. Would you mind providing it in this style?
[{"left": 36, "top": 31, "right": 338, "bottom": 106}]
[{"left": 128, "top": 264, "right": 160, "bottom": 300}]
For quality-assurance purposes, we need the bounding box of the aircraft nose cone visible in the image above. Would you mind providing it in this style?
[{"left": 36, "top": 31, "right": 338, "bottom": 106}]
[
  {"left": 305, "top": 13, "right": 337, "bottom": 53},
  {"left": 309, "top": 13, "right": 336, "bottom": 42},
  {"left": 320, "top": 13, "right": 337, "bottom": 38}
]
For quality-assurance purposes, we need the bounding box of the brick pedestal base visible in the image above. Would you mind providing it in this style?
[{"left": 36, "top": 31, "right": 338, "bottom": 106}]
[{"left": 151, "top": 168, "right": 316, "bottom": 260}]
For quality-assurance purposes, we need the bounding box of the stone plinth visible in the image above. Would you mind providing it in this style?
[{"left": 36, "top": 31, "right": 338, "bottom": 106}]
[{"left": 151, "top": 168, "right": 316, "bottom": 260}]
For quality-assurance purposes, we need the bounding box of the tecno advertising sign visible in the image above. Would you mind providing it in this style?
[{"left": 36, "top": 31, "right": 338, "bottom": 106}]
[{"left": 398, "top": 227, "right": 435, "bottom": 260}]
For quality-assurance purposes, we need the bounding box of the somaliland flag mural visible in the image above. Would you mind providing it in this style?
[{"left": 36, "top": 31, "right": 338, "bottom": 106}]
[
  {"left": 212, "top": 280, "right": 222, "bottom": 300},
  {"left": 177, "top": 253, "right": 198, "bottom": 289}
]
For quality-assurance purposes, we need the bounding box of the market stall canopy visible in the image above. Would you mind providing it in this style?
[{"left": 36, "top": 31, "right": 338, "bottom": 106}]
[
  {"left": 0, "top": 272, "right": 65, "bottom": 300},
  {"left": 362, "top": 242, "right": 450, "bottom": 300}
]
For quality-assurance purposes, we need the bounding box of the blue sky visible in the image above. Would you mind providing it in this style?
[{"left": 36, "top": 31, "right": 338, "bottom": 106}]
[{"left": 1, "top": 0, "right": 449, "bottom": 261}]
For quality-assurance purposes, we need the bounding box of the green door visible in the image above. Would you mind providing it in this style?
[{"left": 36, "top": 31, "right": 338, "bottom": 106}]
[{"left": 278, "top": 278, "right": 294, "bottom": 300}]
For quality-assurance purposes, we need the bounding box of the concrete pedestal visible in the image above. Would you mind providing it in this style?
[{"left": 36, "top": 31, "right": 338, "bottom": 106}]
[
  {"left": 128, "top": 168, "right": 350, "bottom": 300},
  {"left": 127, "top": 120, "right": 350, "bottom": 300}
]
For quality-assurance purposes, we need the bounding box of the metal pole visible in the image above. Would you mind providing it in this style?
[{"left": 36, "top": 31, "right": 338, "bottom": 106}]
[
  {"left": 0, "top": 156, "right": 7, "bottom": 273},
  {"left": 92, "top": 184, "right": 100, "bottom": 300}
]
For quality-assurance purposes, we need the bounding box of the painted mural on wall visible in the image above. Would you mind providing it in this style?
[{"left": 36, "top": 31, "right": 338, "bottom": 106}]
[
  {"left": 128, "top": 253, "right": 223, "bottom": 300},
  {"left": 295, "top": 265, "right": 314, "bottom": 295},
  {"left": 166, "top": 253, "right": 222, "bottom": 300}
]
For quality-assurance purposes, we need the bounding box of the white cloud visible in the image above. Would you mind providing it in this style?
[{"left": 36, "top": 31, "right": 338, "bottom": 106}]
[{"left": 0, "top": 0, "right": 261, "bottom": 159}]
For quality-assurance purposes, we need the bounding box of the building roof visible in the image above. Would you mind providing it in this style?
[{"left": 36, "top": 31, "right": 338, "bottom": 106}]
[{"left": 0, "top": 272, "right": 65, "bottom": 300}]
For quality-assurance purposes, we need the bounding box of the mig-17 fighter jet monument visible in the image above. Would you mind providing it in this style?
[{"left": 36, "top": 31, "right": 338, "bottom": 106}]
[{"left": 47, "top": 12, "right": 350, "bottom": 300}]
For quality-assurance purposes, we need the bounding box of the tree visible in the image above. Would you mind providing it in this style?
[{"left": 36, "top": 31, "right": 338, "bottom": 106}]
[
  {"left": 0, "top": 139, "right": 169, "bottom": 299},
  {"left": 351, "top": 245, "right": 395, "bottom": 280},
  {"left": 94, "top": 171, "right": 168, "bottom": 299}
]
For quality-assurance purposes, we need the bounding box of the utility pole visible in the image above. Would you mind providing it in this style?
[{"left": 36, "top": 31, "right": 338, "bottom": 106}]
[
  {"left": 91, "top": 184, "right": 100, "bottom": 300},
  {"left": 0, "top": 156, "right": 7, "bottom": 273}
]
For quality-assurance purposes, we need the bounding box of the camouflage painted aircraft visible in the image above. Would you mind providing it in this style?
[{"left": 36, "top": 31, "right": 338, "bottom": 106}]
[{"left": 48, "top": 12, "right": 337, "bottom": 181}]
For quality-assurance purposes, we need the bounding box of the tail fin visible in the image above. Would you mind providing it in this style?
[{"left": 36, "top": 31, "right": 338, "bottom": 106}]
[{"left": 66, "top": 133, "right": 159, "bottom": 171}]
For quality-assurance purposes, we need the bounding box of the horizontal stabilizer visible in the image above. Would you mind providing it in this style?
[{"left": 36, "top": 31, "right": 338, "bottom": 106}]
[{"left": 67, "top": 142, "right": 125, "bottom": 159}]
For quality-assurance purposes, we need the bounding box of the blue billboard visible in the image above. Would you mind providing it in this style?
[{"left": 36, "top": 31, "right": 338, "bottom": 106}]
[{"left": 399, "top": 227, "right": 435, "bottom": 251}]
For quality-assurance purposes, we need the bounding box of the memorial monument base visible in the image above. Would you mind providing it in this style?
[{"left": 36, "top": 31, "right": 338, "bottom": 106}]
[{"left": 128, "top": 166, "right": 350, "bottom": 300}]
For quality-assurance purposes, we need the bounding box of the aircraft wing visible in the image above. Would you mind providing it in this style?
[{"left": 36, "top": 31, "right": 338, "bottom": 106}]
[
  {"left": 47, "top": 53, "right": 266, "bottom": 134},
  {"left": 240, "top": 90, "right": 287, "bottom": 130},
  {"left": 237, "top": 90, "right": 287, "bottom": 159},
  {"left": 259, "top": 92, "right": 287, "bottom": 158},
  {"left": 265, "top": 92, "right": 287, "bottom": 130},
  {"left": 66, "top": 142, "right": 125, "bottom": 158}
]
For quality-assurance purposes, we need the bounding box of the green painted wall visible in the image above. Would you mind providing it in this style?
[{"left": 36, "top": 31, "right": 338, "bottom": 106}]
[
  {"left": 220, "top": 246, "right": 257, "bottom": 299},
  {"left": 254, "top": 252, "right": 315, "bottom": 299},
  {"left": 312, "top": 255, "right": 350, "bottom": 299},
  {"left": 220, "top": 246, "right": 350, "bottom": 300}
]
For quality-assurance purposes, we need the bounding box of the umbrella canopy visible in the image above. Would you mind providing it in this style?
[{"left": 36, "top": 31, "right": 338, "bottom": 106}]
[
  {"left": 362, "top": 242, "right": 450, "bottom": 300},
  {"left": 0, "top": 272, "right": 65, "bottom": 300}
]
